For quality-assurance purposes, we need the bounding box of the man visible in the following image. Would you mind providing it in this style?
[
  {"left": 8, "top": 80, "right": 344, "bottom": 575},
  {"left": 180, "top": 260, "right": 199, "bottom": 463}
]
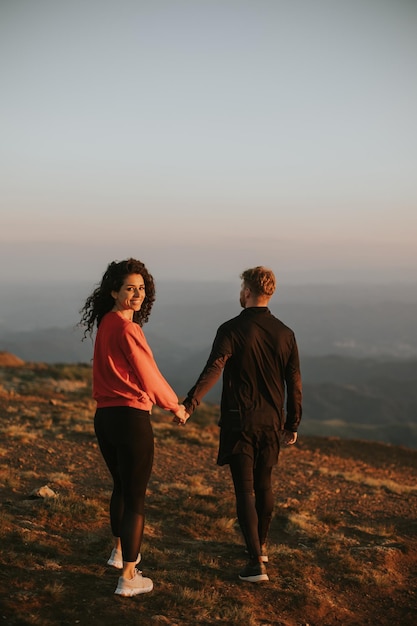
[{"left": 177, "top": 266, "right": 302, "bottom": 583}]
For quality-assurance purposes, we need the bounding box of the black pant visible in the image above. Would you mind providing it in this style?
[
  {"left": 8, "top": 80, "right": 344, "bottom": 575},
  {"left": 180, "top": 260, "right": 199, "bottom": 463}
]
[
  {"left": 229, "top": 451, "right": 275, "bottom": 560},
  {"left": 94, "top": 406, "right": 154, "bottom": 562}
]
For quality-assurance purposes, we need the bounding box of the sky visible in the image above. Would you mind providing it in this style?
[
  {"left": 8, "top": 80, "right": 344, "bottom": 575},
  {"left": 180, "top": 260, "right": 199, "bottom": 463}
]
[{"left": 1, "top": 0, "right": 416, "bottom": 285}]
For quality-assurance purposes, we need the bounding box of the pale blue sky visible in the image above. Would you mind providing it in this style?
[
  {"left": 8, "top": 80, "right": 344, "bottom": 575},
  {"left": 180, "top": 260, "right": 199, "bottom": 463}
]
[{"left": 1, "top": 0, "right": 416, "bottom": 284}]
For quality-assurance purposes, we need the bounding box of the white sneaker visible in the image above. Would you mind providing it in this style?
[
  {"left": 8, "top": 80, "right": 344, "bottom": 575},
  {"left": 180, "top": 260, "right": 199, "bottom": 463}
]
[
  {"left": 115, "top": 569, "right": 153, "bottom": 596},
  {"left": 107, "top": 548, "right": 141, "bottom": 569}
]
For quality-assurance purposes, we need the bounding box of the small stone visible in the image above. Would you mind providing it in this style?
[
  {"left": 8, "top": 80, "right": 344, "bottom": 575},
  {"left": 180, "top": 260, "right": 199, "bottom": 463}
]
[{"left": 30, "top": 485, "right": 57, "bottom": 499}]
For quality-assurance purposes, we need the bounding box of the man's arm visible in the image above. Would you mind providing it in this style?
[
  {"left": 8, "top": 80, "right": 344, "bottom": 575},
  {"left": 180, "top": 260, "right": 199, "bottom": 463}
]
[
  {"left": 183, "top": 354, "right": 229, "bottom": 415},
  {"left": 182, "top": 328, "right": 232, "bottom": 416},
  {"left": 284, "top": 336, "right": 302, "bottom": 433}
]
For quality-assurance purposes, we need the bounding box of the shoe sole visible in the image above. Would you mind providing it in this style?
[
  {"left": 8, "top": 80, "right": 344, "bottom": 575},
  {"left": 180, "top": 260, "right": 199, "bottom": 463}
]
[
  {"left": 115, "top": 580, "right": 153, "bottom": 596},
  {"left": 239, "top": 573, "right": 269, "bottom": 582},
  {"left": 107, "top": 558, "right": 123, "bottom": 569}
]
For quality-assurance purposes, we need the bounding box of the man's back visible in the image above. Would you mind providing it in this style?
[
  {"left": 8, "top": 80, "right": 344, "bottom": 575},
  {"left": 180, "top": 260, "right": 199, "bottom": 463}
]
[
  {"left": 214, "top": 306, "right": 301, "bottom": 431},
  {"left": 184, "top": 306, "right": 302, "bottom": 433}
]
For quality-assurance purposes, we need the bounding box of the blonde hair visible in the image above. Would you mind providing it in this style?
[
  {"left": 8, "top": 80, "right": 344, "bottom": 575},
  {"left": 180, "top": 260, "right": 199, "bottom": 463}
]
[{"left": 240, "top": 266, "right": 276, "bottom": 297}]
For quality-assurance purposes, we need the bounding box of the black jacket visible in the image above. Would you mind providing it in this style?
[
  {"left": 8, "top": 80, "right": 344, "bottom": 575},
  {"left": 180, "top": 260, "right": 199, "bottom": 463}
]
[{"left": 183, "top": 307, "right": 302, "bottom": 433}]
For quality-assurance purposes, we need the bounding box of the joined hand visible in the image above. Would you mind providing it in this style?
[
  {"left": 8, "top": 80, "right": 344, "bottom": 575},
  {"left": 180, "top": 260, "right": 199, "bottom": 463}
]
[{"left": 173, "top": 404, "right": 190, "bottom": 426}]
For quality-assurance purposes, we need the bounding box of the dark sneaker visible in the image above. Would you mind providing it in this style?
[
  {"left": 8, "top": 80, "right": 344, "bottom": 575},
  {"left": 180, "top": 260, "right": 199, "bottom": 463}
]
[
  {"left": 107, "top": 548, "right": 141, "bottom": 569},
  {"left": 239, "top": 561, "right": 269, "bottom": 583},
  {"left": 115, "top": 569, "right": 153, "bottom": 596}
]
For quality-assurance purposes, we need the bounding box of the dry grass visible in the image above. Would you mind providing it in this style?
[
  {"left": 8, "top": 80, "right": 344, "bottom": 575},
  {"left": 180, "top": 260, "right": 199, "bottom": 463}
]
[
  {"left": 319, "top": 467, "right": 417, "bottom": 494},
  {"left": 0, "top": 362, "right": 416, "bottom": 625}
]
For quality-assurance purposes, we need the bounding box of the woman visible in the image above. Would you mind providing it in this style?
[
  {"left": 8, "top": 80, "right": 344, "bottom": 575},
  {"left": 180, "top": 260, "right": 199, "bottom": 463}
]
[{"left": 80, "top": 258, "right": 187, "bottom": 597}]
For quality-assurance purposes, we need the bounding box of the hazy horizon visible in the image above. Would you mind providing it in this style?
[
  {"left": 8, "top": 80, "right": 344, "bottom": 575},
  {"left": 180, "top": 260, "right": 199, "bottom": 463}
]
[{"left": 1, "top": 280, "right": 416, "bottom": 362}]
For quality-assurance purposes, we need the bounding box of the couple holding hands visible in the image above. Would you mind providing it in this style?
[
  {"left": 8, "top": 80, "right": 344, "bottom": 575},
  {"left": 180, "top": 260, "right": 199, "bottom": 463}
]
[{"left": 80, "top": 258, "right": 302, "bottom": 597}]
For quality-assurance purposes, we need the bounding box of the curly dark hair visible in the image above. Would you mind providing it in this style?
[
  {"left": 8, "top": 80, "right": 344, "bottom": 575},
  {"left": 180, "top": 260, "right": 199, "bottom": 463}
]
[{"left": 79, "top": 258, "right": 156, "bottom": 337}]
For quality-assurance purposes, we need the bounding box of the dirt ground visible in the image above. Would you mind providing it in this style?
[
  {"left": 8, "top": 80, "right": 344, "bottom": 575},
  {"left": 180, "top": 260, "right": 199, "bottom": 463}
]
[{"left": 0, "top": 361, "right": 416, "bottom": 625}]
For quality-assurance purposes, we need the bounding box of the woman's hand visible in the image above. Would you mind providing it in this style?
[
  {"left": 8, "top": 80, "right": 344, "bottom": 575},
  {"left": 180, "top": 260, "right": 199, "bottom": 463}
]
[{"left": 173, "top": 404, "right": 190, "bottom": 426}]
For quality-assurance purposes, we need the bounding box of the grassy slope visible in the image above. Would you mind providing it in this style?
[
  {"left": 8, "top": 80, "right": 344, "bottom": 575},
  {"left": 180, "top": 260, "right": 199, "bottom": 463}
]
[{"left": 0, "top": 363, "right": 417, "bottom": 626}]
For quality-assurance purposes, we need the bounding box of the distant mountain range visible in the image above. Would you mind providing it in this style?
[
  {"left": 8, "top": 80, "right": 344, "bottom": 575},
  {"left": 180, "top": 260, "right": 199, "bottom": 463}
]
[
  {"left": 159, "top": 352, "right": 417, "bottom": 450},
  {"left": 1, "top": 279, "right": 416, "bottom": 358},
  {"left": 1, "top": 280, "right": 416, "bottom": 448},
  {"left": 0, "top": 327, "right": 416, "bottom": 449}
]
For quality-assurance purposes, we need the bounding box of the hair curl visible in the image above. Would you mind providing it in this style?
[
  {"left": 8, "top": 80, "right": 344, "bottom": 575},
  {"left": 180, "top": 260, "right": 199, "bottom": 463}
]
[
  {"left": 240, "top": 266, "right": 276, "bottom": 297},
  {"left": 79, "top": 258, "right": 156, "bottom": 337}
]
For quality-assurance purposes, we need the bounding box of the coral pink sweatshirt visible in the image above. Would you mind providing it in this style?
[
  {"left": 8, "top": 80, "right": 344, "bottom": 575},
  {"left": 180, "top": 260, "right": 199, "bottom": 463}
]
[{"left": 93, "top": 311, "right": 180, "bottom": 413}]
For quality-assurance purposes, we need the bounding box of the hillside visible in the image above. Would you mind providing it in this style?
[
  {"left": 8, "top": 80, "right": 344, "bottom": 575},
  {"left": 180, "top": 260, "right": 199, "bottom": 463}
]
[
  {"left": 1, "top": 280, "right": 416, "bottom": 450},
  {"left": 159, "top": 352, "right": 417, "bottom": 447},
  {"left": 0, "top": 360, "right": 416, "bottom": 625},
  {"left": 2, "top": 322, "right": 417, "bottom": 450}
]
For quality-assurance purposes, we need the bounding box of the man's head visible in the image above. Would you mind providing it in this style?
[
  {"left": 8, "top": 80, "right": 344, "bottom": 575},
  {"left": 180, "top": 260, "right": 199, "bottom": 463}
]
[{"left": 239, "top": 266, "right": 276, "bottom": 308}]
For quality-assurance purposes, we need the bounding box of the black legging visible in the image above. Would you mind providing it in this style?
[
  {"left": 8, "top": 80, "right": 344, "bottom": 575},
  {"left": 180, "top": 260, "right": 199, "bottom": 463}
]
[
  {"left": 229, "top": 453, "right": 274, "bottom": 560},
  {"left": 94, "top": 406, "right": 154, "bottom": 563}
]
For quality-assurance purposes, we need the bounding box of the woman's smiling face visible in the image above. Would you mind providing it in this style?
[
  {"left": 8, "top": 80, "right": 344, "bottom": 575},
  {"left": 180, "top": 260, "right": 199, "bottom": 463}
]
[{"left": 111, "top": 274, "right": 146, "bottom": 318}]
